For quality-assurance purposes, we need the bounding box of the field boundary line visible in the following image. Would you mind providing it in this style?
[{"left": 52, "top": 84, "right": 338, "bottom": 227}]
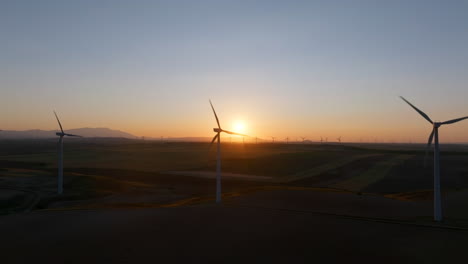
[
  {"left": 331, "top": 154, "right": 414, "bottom": 192},
  {"left": 282, "top": 154, "right": 382, "bottom": 183},
  {"left": 226, "top": 204, "right": 468, "bottom": 231}
]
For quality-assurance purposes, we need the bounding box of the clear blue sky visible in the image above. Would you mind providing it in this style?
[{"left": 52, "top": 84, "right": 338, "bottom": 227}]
[{"left": 1, "top": 0, "right": 468, "bottom": 142}]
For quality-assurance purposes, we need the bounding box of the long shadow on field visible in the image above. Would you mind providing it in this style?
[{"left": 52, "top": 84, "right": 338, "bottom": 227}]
[
  {"left": 364, "top": 155, "right": 468, "bottom": 194},
  {"left": 289, "top": 154, "right": 391, "bottom": 187}
]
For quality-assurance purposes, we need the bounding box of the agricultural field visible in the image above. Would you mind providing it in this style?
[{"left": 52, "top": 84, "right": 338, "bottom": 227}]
[
  {"left": 2, "top": 139, "right": 468, "bottom": 263},
  {"left": 1, "top": 138, "right": 468, "bottom": 222}
]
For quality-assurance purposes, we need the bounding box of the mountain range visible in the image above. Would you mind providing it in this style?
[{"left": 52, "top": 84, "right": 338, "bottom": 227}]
[{"left": 0, "top": 128, "right": 138, "bottom": 139}]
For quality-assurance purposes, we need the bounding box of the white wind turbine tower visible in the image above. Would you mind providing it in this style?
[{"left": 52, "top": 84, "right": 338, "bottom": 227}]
[
  {"left": 54, "top": 111, "right": 82, "bottom": 194},
  {"left": 209, "top": 100, "right": 247, "bottom": 204},
  {"left": 400, "top": 96, "right": 468, "bottom": 222}
]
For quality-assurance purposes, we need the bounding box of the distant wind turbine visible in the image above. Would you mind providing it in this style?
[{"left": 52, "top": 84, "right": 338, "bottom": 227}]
[
  {"left": 209, "top": 100, "right": 247, "bottom": 204},
  {"left": 301, "top": 137, "right": 306, "bottom": 144},
  {"left": 271, "top": 136, "right": 276, "bottom": 143},
  {"left": 54, "top": 111, "right": 82, "bottom": 194},
  {"left": 337, "top": 136, "right": 341, "bottom": 143},
  {"left": 400, "top": 96, "right": 468, "bottom": 222},
  {"left": 285, "top": 137, "right": 289, "bottom": 144},
  {"left": 320, "top": 136, "right": 323, "bottom": 144}
]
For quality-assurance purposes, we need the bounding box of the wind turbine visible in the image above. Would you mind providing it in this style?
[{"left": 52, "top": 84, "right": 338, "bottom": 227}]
[
  {"left": 271, "top": 136, "right": 276, "bottom": 143},
  {"left": 54, "top": 111, "right": 82, "bottom": 194},
  {"left": 285, "top": 137, "right": 289, "bottom": 144},
  {"left": 337, "top": 136, "right": 342, "bottom": 143},
  {"left": 301, "top": 137, "right": 306, "bottom": 144},
  {"left": 400, "top": 96, "right": 468, "bottom": 222},
  {"left": 209, "top": 100, "right": 247, "bottom": 204},
  {"left": 320, "top": 136, "right": 323, "bottom": 144}
]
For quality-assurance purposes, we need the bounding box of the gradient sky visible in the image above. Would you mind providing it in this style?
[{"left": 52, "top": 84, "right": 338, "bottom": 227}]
[{"left": 2, "top": 0, "right": 468, "bottom": 142}]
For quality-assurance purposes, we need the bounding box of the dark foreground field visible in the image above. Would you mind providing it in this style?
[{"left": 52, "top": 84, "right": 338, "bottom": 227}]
[
  {"left": 1, "top": 139, "right": 468, "bottom": 262},
  {"left": 2, "top": 204, "right": 468, "bottom": 263}
]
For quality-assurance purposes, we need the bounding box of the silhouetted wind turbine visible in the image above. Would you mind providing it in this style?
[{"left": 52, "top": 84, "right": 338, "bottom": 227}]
[
  {"left": 271, "top": 136, "right": 276, "bottom": 143},
  {"left": 54, "top": 111, "right": 82, "bottom": 194},
  {"left": 209, "top": 100, "right": 247, "bottom": 204},
  {"left": 301, "top": 137, "right": 306, "bottom": 144},
  {"left": 400, "top": 96, "right": 468, "bottom": 222},
  {"left": 337, "top": 136, "right": 341, "bottom": 143},
  {"left": 285, "top": 137, "right": 289, "bottom": 144},
  {"left": 320, "top": 136, "right": 323, "bottom": 144}
]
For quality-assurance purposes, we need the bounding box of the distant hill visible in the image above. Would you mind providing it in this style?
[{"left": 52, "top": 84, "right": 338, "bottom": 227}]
[{"left": 0, "top": 128, "right": 138, "bottom": 139}]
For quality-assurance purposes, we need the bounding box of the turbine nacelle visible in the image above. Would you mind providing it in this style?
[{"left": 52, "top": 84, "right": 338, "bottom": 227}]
[{"left": 213, "top": 128, "right": 222, "bottom": 133}]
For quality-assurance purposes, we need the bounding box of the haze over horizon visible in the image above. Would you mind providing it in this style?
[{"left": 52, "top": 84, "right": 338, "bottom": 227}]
[{"left": 2, "top": 0, "right": 468, "bottom": 143}]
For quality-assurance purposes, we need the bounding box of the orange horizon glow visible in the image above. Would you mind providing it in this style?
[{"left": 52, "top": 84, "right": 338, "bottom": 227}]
[{"left": 2, "top": 103, "right": 468, "bottom": 143}]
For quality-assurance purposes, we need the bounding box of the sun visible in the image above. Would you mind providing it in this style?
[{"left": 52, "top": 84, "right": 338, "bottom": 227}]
[{"left": 233, "top": 121, "right": 246, "bottom": 134}]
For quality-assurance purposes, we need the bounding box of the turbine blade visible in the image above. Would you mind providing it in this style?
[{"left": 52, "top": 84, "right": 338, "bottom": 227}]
[
  {"left": 440, "top": 116, "right": 468, "bottom": 125},
  {"left": 221, "top": 129, "right": 248, "bottom": 137},
  {"left": 64, "top": 133, "right": 82, "bottom": 137},
  {"left": 210, "top": 133, "right": 219, "bottom": 148},
  {"left": 53, "top": 111, "right": 64, "bottom": 133},
  {"left": 209, "top": 100, "right": 221, "bottom": 129},
  {"left": 424, "top": 129, "right": 435, "bottom": 167},
  {"left": 399, "top": 96, "right": 433, "bottom": 124}
]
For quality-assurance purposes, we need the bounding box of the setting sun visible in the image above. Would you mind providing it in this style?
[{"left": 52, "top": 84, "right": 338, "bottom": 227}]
[{"left": 233, "top": 121, "right": 246, "bottom": 134}]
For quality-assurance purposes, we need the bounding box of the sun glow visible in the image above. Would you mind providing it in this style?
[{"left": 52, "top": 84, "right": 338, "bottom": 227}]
[{"left": 233, "top": 121, "right": 246, "bottom": 134}]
